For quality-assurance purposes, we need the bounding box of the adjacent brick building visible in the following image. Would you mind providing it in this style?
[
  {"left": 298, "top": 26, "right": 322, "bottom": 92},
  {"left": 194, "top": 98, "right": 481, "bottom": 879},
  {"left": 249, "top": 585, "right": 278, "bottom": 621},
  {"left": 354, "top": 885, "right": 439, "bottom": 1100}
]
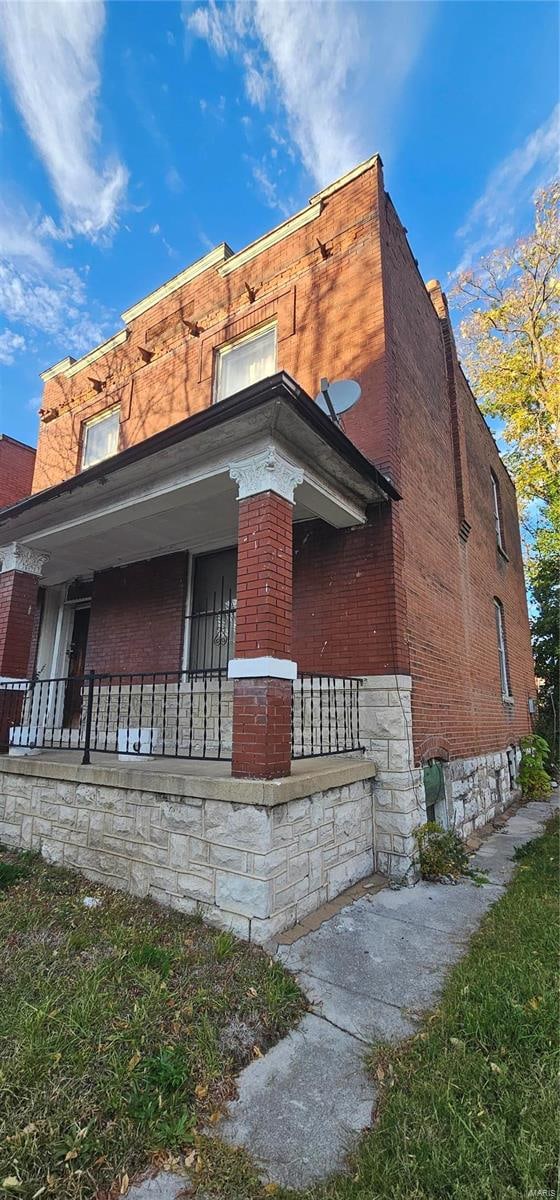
[
  {"left": 0, "top": 154, "right": 535, "bottom": 907},
  {"left": 0, "top": 435, "right": 35, "bottom": 509}
]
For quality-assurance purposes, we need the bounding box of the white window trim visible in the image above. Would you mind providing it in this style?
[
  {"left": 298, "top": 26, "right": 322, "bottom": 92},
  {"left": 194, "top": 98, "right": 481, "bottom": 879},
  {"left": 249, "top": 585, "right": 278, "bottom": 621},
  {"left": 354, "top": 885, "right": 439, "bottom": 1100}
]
[
  {"left": 494, "top": 599, "right": 512, "bottom": 700},
  {"left": 213, "top": 321, "right": 277, "bottom": 405},
  {"left": 81, "top": 405, "right": 120, "bottom": 470}
]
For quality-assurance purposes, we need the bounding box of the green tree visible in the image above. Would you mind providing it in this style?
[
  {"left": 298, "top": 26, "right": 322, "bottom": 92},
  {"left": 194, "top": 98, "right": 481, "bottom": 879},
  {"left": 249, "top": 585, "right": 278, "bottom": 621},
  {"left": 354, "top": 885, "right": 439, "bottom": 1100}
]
[
  {"left": 453, "top": 182, "right": 559, "bottom": 763},
  {"left": 454, "top": 181, "right": 559, "bottom": 509}
]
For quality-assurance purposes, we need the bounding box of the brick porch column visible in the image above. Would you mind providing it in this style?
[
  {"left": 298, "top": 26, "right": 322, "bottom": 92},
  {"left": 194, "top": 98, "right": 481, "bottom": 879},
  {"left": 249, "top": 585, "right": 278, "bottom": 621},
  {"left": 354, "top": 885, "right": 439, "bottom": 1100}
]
[
  {"left": 0, "top": 543, "right": 48, "bottom": 679},
  {"left": 0, "top": 543, "right": 48, "bottom": 751},
  {"left": 228, "top": 446, "right": 304, "bottom": 779}
]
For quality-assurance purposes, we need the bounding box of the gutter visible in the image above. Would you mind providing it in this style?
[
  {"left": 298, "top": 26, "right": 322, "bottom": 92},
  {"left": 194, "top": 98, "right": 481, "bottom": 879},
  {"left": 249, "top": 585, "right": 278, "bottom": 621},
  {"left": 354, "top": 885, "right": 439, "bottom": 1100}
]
[{"left": 0, "top": 373, "right": 400, "bottom": 529}]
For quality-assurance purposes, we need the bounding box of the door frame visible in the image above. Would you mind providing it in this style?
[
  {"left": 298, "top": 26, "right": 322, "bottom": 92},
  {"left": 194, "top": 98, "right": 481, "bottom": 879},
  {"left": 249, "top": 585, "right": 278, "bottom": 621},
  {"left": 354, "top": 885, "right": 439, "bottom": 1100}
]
[{"left": 181, "top": 546, "right": 237, "bottom": 676}]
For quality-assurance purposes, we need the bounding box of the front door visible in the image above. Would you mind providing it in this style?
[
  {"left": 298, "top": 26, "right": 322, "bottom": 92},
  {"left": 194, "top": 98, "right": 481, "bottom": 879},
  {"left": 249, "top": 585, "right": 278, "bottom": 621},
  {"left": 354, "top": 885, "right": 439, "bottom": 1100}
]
[
  {"left": 188, "top": 549, "right": 236, "bottom": 672},
  {"left": 62, "top": 606, "right": 90, "bottom": 728}
]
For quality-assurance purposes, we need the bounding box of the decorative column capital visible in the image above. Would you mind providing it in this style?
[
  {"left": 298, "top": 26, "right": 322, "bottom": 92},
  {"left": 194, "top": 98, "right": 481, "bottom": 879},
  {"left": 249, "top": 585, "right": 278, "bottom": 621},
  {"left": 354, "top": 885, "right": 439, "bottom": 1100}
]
[
  {"left": 229, "top": 444, "right": 304, "bottom": 504},
  {"left": 0, "top": 542, "right": 49, "bottom": 577}
]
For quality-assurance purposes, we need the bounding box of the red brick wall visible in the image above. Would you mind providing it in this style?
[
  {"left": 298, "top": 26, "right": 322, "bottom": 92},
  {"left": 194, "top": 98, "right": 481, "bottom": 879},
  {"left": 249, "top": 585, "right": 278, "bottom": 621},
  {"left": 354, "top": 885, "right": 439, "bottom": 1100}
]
[
  {"left": 33, "top": 165, "right": 386, "bottom": 492},
  {"left": 378, "top": 194, "right": 535, "bottom": 762},
  {"left": 0, "top": 570, "right": 40, "bottom": 676},
  {"left": 85, "top": 553, "right": 187, "bottom": 675},
  {"left": 28, "top": 158, "right": 534, "bottom": 770},
  {"left": 0, "top": 437, "right": 36, "bottom": 508},
  {"left": 293, "top": 508, "right": 407, "bottom": 676},
  {"left": 235, "top": 491, "right": 292, "bottom": 660}
]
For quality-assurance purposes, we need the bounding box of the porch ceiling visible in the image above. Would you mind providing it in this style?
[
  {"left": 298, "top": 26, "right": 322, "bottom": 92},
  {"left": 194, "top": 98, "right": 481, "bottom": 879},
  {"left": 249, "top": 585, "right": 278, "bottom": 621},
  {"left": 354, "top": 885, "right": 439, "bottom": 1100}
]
[{"left": 0, "top": 373, "right": 398, "bottom": 587}]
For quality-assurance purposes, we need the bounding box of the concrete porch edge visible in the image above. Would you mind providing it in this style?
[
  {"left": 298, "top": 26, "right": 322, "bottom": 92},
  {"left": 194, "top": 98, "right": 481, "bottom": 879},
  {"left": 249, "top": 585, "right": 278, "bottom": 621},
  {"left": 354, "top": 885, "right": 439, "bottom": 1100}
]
[{"left": 0, "top": 754, "right": 377, "bottom": 807}]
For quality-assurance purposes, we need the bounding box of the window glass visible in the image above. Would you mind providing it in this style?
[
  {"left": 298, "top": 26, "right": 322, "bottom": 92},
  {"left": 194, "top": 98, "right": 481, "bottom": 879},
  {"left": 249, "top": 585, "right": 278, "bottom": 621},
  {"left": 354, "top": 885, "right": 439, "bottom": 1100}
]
[
  {"left": 494, "top": 599, "right": 511, "bottom": 696},
  {"left": 215, "top": 325, "right": 276, "bottom": 403},
  {"left": 491, "top": 472, "right": 505, "bottom": 550},
  {"left": 82, "top": 409, "right": 120, "bottom": 469}
]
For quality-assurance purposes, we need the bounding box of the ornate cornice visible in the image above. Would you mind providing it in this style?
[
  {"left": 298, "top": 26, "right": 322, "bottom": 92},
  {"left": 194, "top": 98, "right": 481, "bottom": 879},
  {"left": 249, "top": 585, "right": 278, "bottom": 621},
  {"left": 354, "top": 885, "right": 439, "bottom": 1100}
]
[
  {"left": 0, "top": 542, "right": 49, "bottom": 577},
  {"left": 229, "top": 444, "right": 304, "bottom": 503}
]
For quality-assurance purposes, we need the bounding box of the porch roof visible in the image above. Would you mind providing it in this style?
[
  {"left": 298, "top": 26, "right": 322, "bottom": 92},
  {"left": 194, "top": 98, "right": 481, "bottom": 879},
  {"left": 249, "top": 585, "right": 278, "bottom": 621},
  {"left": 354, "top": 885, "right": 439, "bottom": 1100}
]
[{"left": 0, "top": 373, "right": 399, "bottom": 587}]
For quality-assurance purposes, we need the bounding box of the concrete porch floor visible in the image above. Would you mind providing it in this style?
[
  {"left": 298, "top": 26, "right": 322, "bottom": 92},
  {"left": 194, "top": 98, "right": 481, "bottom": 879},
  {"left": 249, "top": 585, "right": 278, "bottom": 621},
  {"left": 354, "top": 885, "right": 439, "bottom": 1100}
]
[{"left": 0, "top": 749, "right": 375, "bottom": 806}]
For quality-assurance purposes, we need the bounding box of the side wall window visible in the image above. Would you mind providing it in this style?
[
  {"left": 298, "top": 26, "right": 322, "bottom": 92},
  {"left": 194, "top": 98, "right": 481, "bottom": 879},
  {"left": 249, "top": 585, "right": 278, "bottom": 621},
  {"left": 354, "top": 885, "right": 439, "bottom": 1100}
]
[
  {"left": 494, "top": 598, "right": 511, "bottom": 697},
  {"left": 491, "top": 470, "right": 505, "bottom": 552}
]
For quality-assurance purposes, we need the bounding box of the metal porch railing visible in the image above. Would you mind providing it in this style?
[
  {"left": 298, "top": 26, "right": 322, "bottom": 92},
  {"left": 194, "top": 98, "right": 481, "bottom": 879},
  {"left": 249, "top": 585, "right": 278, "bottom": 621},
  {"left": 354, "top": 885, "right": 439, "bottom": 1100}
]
[
  {"left": 291, "top": 673, "right": 362, "bottom": 758},
  {"left": 0, "top": 666, "right": 362, "bottom": 765}
]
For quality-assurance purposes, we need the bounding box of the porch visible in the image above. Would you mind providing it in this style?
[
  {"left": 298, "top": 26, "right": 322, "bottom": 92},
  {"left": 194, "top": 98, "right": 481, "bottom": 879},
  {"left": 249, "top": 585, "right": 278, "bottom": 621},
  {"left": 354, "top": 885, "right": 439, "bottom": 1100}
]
[
  {"left": 0, "top": 749, "right": 378, "bottom": 943},
  {"left": 0, "top": 373, "right": 396, "bottom": 781}
]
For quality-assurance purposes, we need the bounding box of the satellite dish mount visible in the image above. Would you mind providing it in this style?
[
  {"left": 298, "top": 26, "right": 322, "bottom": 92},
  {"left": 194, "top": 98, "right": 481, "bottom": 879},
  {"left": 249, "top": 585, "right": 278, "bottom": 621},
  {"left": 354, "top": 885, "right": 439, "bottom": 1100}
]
[{"left": 314, "top": 377, "right": 362, "bottom": 425}]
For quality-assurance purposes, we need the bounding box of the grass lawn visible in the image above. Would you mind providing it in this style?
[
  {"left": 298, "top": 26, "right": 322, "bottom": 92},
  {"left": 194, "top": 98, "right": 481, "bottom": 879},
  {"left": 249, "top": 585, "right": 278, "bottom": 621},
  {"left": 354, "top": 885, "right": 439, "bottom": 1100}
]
[
  {"left": 0, "top": 848, "right": 304, "bottom": 1200},
  {"left": 1, "top": 817, "right": 557, "bottom": 1200},
  {"left": 194, "top": 814, "right": 560, "bottom": 1200}
]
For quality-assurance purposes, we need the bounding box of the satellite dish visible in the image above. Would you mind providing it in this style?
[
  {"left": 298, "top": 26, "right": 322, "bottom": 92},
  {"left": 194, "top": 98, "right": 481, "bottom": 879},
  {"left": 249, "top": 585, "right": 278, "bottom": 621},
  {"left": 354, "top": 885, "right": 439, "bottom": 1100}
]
[{"left": 314, "top": 377, "right": 361, "bottom": 422}]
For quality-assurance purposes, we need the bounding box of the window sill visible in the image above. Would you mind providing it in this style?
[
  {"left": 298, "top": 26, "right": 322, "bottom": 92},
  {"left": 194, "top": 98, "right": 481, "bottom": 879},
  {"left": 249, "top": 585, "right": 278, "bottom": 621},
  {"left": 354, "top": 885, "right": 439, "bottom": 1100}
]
[
  {"left": 497, "top": 545, "right": 509, "bottom": 562},
  {"left": 502, "top": 693, "right": 515, "bottom": 707}
]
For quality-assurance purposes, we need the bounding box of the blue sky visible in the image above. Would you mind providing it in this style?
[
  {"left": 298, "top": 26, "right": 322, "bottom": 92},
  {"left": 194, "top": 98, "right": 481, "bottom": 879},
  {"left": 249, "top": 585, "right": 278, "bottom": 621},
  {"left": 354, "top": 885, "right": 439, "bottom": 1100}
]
[{"left": 0, "top": 0, "right": 558, "bottom": 449}]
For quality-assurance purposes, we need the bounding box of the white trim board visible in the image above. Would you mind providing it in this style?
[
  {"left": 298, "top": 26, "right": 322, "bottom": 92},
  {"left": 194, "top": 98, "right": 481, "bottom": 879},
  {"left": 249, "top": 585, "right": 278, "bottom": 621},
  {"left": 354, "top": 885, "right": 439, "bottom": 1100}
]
[{"left": 228, "top": 657, "right": 297, "bottom": 680}]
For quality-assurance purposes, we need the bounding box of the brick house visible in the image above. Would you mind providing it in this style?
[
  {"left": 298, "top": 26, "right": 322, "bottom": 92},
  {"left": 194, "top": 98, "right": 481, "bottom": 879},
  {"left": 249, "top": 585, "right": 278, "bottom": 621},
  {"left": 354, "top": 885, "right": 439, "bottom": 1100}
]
[
  {"left": 0, "top": 155, "right": 535, "bottom": 940},
  {"left": 0, "top": 434, "right": 36, "bottom": 508}
]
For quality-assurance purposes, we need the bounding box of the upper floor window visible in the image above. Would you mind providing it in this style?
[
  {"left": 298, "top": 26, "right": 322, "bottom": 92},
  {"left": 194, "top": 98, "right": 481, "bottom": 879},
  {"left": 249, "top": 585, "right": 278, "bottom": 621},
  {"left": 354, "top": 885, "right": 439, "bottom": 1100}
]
[
  {"left": 214, "top": 324, "right": 276, "bottom": 403},
  {"left": 494, "top": 598, "right": 511, "bottom": 698},
  {"left": 81, "top": 407, "right": 120, "bottom": 470},
  {"left": 491, "top": 470, "right": 505, "bottom": 552}
]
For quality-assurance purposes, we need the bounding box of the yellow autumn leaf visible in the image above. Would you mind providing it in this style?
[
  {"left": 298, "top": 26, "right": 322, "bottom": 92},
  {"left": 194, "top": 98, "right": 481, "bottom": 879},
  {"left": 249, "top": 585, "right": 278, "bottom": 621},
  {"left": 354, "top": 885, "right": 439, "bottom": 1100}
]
[
  {"left": 252, "top": 1045, "right": 263, "bottom": 1058},
  {"left": 489, "top": 1062, "right": 502, "bottom": 1074},
  {"left": 127, "top": 1051, "right": 141, "bottom": 1072},
  {"left": 194, "top": 1083, "right": 208, "bottom": 1101},
  {"left": 64, "top": 1150, "right": 78, "bottom": 1162},
  {"left": 120, "top": 1173, "right": 129, "bottom": 1195}
]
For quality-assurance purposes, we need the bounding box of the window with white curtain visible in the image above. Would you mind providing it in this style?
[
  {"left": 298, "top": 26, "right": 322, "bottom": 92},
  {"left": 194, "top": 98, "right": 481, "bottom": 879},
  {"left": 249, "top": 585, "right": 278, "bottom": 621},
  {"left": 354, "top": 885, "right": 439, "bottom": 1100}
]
[
  {"left": 214, "top": 324, "right": 277, "bottom": 403},
  {"left": 81, "top": 408, "right": 120, "bottom": 469},
  {"left": 494, "top": 598, "right": 511, "bottom": 697}
]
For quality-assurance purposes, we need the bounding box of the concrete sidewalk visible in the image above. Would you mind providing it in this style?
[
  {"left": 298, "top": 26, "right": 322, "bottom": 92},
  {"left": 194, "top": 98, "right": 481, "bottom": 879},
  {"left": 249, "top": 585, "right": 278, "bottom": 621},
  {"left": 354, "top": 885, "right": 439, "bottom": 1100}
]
[{"left": 217, "top": 796, "right": 558, "bottom": 1190}]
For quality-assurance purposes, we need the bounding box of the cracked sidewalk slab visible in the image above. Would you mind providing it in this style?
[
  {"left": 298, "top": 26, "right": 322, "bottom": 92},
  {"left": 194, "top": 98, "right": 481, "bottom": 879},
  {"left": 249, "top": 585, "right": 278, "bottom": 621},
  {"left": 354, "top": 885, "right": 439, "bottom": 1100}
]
[
  {"left": 218, "top": 1013, "right": 375, "bottom": 1190},
  {"left": 210, "top": 797, "right": 557, "bottom": 1190}
]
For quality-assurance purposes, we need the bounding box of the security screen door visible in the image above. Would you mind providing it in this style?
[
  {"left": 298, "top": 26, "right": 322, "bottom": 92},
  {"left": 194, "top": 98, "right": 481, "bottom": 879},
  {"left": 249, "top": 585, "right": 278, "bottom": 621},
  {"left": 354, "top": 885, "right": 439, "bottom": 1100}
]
[{"left": 188, "top": 548, "right": 237, "bottom": 673}]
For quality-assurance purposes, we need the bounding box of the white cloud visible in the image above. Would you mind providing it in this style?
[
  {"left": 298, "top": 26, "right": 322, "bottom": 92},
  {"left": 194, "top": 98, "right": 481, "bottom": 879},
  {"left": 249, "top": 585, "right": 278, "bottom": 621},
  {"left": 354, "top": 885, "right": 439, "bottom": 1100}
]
[
  {"left": 0, "top": 329, "right": 25, "bottom": 365},
  {"left": 243, "top": 53, "right": 268, "bottom": 110},
  {"left": 185, "top": 0, "right": 432, "bottom": 187},
  {"left": 0, "top": 201, "right": 108, "bottom": 357},
  {"left": 0, "top": 0, "right": 128, "bottom": 239},
  {"left": 455, "top": 105, "right": 560, "bottom": 270},
  {"left": 252, "top": 162, "right": 291, "bottom": 217}
]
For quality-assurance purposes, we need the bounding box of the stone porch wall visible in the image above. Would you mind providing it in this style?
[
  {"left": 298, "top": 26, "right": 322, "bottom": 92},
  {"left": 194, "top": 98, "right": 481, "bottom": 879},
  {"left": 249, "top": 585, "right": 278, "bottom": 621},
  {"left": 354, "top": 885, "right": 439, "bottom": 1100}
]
[
  {"left": 360, "top": 674, "right": 425, "bottom": 880},
  {"left": 0, "top": 760, "right": 375, "bottom": 943},
  {"left": 358, "top": 675, "right": 521, "bottom": 878}
]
